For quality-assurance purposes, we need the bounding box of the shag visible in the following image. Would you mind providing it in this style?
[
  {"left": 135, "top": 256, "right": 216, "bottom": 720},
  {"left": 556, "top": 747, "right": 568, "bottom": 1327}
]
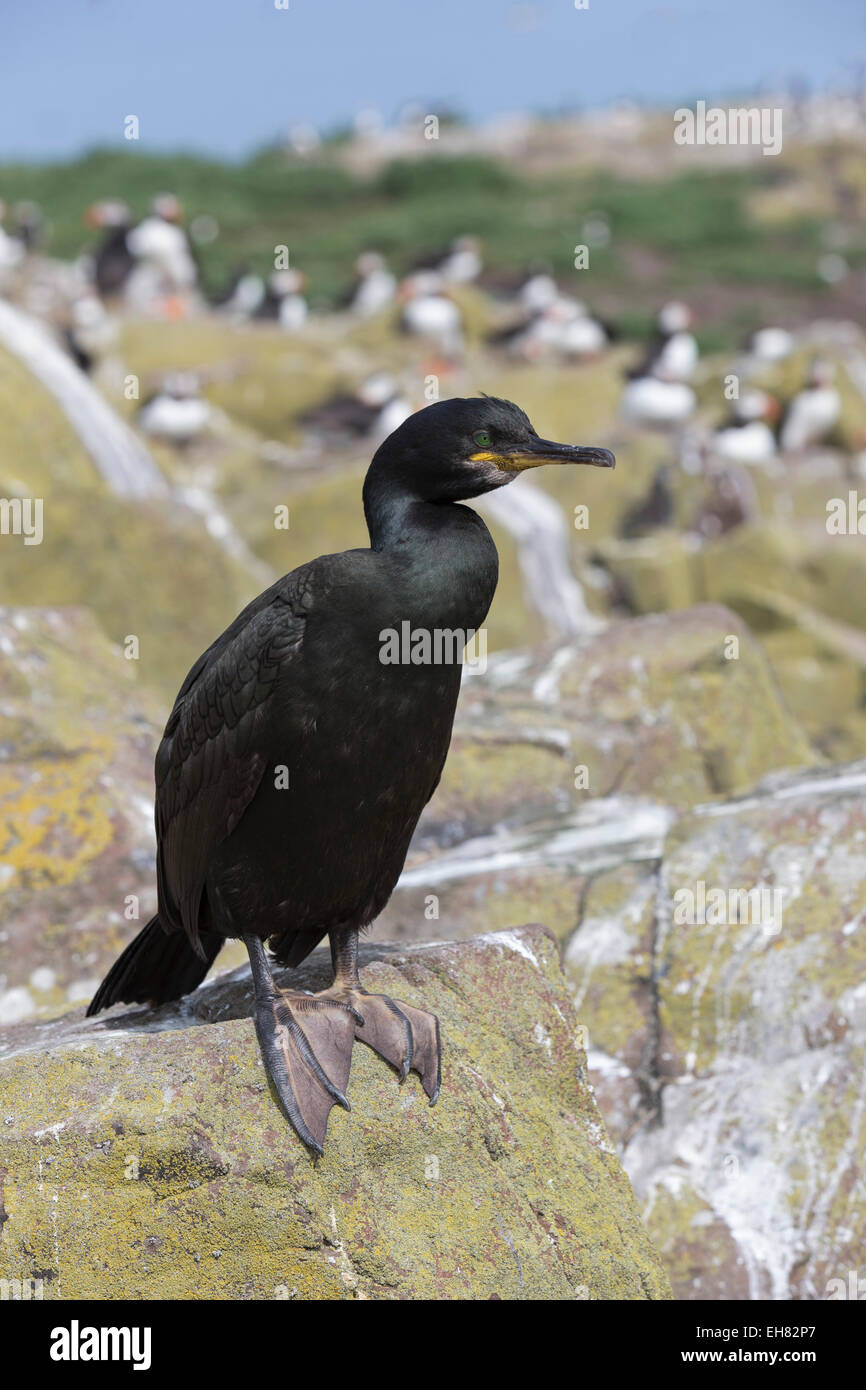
[{"left": 88, "top": 397, "right": 614, "bottom": 1154}]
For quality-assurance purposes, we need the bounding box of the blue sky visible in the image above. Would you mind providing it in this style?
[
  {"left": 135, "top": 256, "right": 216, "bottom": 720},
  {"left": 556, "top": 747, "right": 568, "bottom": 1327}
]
[{"left": 3, "top": 0, "right": 864, "bottom": 161}]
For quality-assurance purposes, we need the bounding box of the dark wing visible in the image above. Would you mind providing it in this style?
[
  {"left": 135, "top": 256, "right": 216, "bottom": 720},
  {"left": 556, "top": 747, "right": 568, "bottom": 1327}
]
[
  {"left": 94, "top": 228, "right": 134, "bottom": 296},
  {"left": 299, "top": 392, "right": 371, "bottom": 435},
  {"left": 154, "top": 571, "right": 313, "bottom": 953},
  {"left": 409, "top": 245, "right": 448, "bottom": 272},
  {"left": 334, "top": 276, "right": 361, "bottom": 310},
  {"left": 626, "top": 328, "right": 666, "bottom": 381}
]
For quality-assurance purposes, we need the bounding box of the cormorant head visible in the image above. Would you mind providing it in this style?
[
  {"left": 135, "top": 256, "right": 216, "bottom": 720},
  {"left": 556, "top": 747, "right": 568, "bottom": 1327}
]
[{"left": 365, "top": 395, "right": 614, "bottom": 512}]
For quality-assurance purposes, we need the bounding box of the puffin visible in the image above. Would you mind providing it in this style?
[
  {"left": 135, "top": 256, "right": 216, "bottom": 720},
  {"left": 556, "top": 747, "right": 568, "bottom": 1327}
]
[
  {"left": 619, "top": 302, "right": 698, "bottom": 426},
  {"left": 516, "top": 271, "right": 560, "bottom": 313},
  {"left": 743, "top": 326, "right": 795, "bottom": 366},
  {"left": 779, "top": 360, "right": 841, "bottom": 452},
  {"left": 256, "top": 270, "right": 308, "bottom": 332},
  {"left": 619, "top": 375, "right": 697, "bottom": 428},
  {"left": 11, "top": 200, "right": 43, "bottom": 253},
  {"left": 399, "top": 272, "right": 464, "bottom": 358},
  {"left": 0, "top": 199, "right": 41, "bottom": 272},
  {"left": 710, "top": 391, "right": 780, "bottom": 464},
  {"left": 136, "top": 373, "right": 212, "bottom": 446},
  {"left": 124, "top": 194, "right": 199, "bottom": 315},
  {"left": 62, "top": 294, "right": 117, "bottom": 376},
  {"left": 299, "top": 373, "right": 412, "bottom": 444},
  {"left": 345, "top": 252, "right": 397, "bottom": 318},
  {"left": 412, "top": 235, "right": 483, "bottom": 285},
  {"left": 634, "top": 301, "right": 698, "bottom": 383},
  {"left": 87, "top": 397, "right": 615, "bottom": 1155},
  {"left": 85, "top": 200, "right": 136, "bottom": 299},
  {"left": 0, "top": 200, "right": 25, "bottom": 271},
  {"left": 491, "top": 293, "right": 609, "bottom": 363},
  {"left": 214, "top": 267, "right": 267, "bottom": 320}
]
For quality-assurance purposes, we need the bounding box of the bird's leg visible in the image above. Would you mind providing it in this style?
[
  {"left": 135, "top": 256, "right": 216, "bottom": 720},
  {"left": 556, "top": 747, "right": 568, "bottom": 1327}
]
[
  {"left": 324, "top": 927, "right": 442, "bottom": 1105},
  {"left": 243, "top": 934, "right": 360, "bottom": 1156}
]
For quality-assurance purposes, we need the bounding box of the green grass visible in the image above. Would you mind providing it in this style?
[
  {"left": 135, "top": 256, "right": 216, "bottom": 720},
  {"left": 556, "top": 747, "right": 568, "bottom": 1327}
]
[{"left": 0, "top": 146, "right": 859, "bottom": 342}]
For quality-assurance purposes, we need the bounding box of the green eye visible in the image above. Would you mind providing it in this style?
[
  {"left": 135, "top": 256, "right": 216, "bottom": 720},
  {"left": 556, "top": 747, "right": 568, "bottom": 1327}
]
[{"left": 473, "top": 430, "right": 491, "bottom": 449}]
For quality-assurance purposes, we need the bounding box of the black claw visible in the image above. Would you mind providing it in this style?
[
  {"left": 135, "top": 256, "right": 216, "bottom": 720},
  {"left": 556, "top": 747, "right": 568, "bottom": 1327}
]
[{"left": 384, "top": 998, "right": 414, "bottom": 1078}]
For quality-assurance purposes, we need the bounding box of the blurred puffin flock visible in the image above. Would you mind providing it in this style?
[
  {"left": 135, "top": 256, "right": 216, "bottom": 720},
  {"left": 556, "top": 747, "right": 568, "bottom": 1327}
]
[
  {"left": 1, "top": 103, "right": 866, "bottom": 708},
  {"left": 0, "top": 181, "right": 857, "bottom": 479},
  {"left": 0, "top": 183, "right": 856, "bottom": 455}
]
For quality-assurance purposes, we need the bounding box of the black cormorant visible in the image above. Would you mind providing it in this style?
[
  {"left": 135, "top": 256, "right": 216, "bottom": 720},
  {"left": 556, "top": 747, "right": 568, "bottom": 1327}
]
[{"left": 88, "top": 397, "right": 615, "bottom": 1154}]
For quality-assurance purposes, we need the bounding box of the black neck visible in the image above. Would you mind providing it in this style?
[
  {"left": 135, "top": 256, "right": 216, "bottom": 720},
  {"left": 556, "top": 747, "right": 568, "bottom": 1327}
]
[{"left": 363, "top": 454, "right": 452, "bottom": 551}]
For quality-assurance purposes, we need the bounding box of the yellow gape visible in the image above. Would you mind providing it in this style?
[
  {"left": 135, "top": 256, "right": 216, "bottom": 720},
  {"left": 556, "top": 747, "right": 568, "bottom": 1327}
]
[{"left": 469, "top": 448, "right": 588, "bottom": 472}]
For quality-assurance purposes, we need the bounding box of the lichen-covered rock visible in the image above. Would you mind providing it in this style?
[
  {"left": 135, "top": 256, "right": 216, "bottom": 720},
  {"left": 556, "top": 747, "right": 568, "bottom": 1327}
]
[
  {"left": 0, "top": 607, "right": 161, "bottom": 1022},
  {"left": 0, "top": 343, "right": 98, "bottom": 495},
  {"left": 377, "top": 605, "right": 815, "bottom": 946},
  {"left": 440, "top": 603, "right": 815, "bottom": 826},
  {"left": 0, "top": 338, "right": 262, "bottom": 703},
  {"left": 562, "top": 761, "right": 866, "bottom": 1300},
  {"left": 2, "top": 600, "right": 814, "bottom": 1018},
  {"left": 593, "top": 533, "right": 699, "bottom": 614},
  {"left": 0, "top": 926, "right": 670, "bottom": 1301}
]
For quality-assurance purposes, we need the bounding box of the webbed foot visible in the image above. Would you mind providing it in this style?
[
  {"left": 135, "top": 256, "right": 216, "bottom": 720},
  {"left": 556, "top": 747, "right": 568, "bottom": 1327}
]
[
  {"left": 320, "top": 983, "right": 441, "bottom": 1105},
  {"left": 244, "top": 935, "right": 359, "bottom": 1155}
]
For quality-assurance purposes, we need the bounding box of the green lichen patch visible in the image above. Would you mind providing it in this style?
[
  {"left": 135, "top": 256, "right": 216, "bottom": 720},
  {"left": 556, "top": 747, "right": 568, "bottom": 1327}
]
[{"left": 0, "top": 927, "right": 671, "bottom": 1301}]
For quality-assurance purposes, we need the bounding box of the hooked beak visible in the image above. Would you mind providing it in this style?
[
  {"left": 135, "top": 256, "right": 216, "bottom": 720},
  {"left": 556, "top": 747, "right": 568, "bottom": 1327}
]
[{"left": 471, "top": 439, "right": 616, "bottom": 472}]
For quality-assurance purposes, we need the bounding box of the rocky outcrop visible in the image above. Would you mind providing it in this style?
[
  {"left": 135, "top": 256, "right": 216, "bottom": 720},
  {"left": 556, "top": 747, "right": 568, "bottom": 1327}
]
[
  {"left": 0, "top": 607, "right": 161, "bottom": 1023},
  {"left": 380, "top": 603, "right": 815, "bottom": 945},
  {"left": 566, "top": 760, "right": 866, "bottom": 1300},
  {"left": 0, "top": 926, "right": 671, "bottom": 1301},
  {"left": 1, "top": 600, "right": 814, "bottom": 1021},
  {"left": 0, "top": 340, "right": 268, "bottom": 701},
  {"left": 0, "top": 595, "right": 851, "bottom": 1301}
]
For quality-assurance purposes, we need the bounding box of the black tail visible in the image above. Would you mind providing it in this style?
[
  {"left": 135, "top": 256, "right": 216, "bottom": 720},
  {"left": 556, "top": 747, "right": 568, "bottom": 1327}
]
[{"left": 86, "top": 916, "right": 223, "bottom": 1016}]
